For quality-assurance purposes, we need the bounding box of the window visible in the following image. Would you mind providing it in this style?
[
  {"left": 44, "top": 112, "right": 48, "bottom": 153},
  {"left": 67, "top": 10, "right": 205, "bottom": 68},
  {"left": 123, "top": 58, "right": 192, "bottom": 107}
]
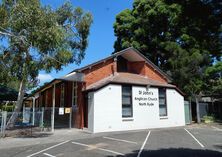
[
  {"left": 122, "top": 86, "right": 132, "bottom": 118},
  {"left": 72, "top": 82, "right": 78, "bottom": 106},
  {"left": 60, "top": 83, "right": 65, "bottom": 107},
  {"left": 159, "top": 88, "right": 167, "bottom": 116}
]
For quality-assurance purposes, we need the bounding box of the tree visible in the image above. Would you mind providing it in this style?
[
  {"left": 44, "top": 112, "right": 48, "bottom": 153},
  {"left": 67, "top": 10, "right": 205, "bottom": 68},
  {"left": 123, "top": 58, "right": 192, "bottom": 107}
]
[
  {"left": 113, "top": 0, "right": 222, "bottom": 123},
  {"left": 0, "top": 0, "right": 92, "bottom": 127},
  {"left": 204, "top": 61, "right": 222, "bottom": 118},
  {"left": 205, "top": 61, "right": 222, "bottom": 96},
  {"left": 114, "top": 0, "right": 221, "bottom": 67}
]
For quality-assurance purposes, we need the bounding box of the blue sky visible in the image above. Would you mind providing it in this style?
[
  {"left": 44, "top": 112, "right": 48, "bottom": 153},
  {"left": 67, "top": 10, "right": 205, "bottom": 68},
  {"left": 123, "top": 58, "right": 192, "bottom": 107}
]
[{"left": 38, "top": 0, "right": 133, "bottom": 84}]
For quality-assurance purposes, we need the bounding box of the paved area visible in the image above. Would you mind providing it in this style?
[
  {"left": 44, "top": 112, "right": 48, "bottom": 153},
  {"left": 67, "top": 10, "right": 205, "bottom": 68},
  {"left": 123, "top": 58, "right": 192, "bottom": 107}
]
[{"left": 0, "top": 125, "right": 222, "bottom": 157}]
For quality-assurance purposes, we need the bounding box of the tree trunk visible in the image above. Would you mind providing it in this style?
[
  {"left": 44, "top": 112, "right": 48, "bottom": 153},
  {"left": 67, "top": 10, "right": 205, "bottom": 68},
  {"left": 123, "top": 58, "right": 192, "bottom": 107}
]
[
  {"left": 195, "top": 96, "right": 201, "bottom": 123},
  {"left": 6, "top": 79, "right": 26, "bottom": 129}
]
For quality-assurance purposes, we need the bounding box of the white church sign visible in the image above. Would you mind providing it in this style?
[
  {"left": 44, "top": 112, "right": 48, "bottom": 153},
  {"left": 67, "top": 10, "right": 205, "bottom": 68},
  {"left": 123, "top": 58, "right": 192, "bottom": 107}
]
[{"left": 134, "top": 88, "right": 158, "bottom": 106}]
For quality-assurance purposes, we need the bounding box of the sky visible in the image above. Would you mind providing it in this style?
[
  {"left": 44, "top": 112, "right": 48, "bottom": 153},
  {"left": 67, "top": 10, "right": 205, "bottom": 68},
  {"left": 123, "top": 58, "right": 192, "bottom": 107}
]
[{"left": 38, "top": 0, "right": 133, "bottom": 85}]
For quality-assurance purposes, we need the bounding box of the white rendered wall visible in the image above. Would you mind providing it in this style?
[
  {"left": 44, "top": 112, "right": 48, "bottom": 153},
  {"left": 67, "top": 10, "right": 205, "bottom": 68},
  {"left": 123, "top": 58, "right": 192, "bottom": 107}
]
[{"left": 90, "top": 84, "right": 185, "bottom": 133}]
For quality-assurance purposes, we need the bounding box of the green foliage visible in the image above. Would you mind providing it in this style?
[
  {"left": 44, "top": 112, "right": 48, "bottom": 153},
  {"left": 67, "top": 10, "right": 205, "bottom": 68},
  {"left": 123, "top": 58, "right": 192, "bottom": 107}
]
[
  {"left": 205, "top": 61, "right": 222, "bottom": 95},
  {"left": 202, "top": 115, "right": 215, "bottom": 123},
  {"left": 0, "top": 1, "right": 92, "bottom": 127},
  {"left": 0, "top": 0, "right": 92, "bottom": 90},
  {"left": 113, "top": 0, "right": 222, "bottom": 96},
  {"left": 0, "top": 102, "right": 15, "bottom": 112}
]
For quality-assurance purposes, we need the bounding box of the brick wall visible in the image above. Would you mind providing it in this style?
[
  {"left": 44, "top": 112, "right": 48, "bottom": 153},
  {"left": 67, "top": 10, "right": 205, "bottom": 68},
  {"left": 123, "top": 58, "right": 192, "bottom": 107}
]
[
  {"left": 144, "top": 63, "right": 167, "bottom": 83},
  {"left": 127, "top": 61, "right": 145, "bottom": 75},
  {"left": 83, "top": 58, "right": 116, "bottom": 87},
  {"left": 127, "top": 61, "right": 167, "bottom": 83},
  {"left": 82, "top": 58, "right": 168, "bottom": 88}
]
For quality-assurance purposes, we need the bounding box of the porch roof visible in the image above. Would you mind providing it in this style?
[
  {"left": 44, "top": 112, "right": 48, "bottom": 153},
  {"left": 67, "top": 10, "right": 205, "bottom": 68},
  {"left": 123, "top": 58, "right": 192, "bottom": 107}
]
[{"left": 28, "top": 72, "right": 84, "bottom": 98}]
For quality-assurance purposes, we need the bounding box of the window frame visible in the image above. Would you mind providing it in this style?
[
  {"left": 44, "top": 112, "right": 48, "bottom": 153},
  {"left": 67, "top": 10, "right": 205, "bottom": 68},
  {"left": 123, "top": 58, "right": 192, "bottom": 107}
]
[
  {"left": 158, "top": 88, "right": 167, "bottom": 117},
  {"left": 122, "top": 85, "right": 133, "bottom": 118}
]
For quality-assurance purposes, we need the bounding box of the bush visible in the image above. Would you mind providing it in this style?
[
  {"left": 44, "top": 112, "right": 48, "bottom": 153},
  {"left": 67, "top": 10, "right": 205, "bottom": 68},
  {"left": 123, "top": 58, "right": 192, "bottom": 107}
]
[{"left": 202, "top": 115, "right": 215, "bottom": 123}]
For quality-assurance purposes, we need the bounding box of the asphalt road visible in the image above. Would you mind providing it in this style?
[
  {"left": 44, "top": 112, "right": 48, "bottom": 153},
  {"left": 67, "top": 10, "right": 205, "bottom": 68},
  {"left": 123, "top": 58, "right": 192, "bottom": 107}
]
[{"left": 0, "top": 125, "right": 222, "bottom": 157}]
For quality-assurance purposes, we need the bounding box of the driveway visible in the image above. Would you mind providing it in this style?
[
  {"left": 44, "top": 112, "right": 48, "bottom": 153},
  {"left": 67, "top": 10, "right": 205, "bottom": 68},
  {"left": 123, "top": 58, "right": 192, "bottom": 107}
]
[{"left": 0, "top": 125, "right": 222, "bottom": 157}]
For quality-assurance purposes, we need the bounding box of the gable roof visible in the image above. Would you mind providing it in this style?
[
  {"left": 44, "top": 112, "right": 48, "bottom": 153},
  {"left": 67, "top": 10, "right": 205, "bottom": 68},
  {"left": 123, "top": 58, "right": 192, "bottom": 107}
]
[
  {"left": 70, "top": 47, "right": 172, "bottom": 83},
  {"left": 29, "top": 47, "right": 174, "bottom": 97}
]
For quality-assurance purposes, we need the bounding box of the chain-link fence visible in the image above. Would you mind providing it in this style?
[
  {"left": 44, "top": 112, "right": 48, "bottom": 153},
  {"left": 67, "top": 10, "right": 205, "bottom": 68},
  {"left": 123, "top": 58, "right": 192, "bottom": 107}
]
[{"left": 0, "top": 107, "right": 74, "bottom": 138}]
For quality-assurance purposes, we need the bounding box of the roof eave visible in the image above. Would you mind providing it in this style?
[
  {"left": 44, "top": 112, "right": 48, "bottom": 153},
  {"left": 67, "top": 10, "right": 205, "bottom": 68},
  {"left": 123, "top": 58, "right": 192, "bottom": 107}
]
[{"left": 84, "top": 81, "right": 184, "bottom": 96}]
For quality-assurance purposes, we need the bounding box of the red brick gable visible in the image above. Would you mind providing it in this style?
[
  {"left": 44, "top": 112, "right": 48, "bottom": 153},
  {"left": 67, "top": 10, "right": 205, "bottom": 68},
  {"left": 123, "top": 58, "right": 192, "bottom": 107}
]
[
  {"left": 127, "top": 61, "right": 168, "bottom": 83},
  {"left": 144, "top": 63, "right": 167, "bottom": 83},
  {"left": 127, "top": 61, "right": 145, "bottom": 75},
  {"left": 82, "top": 58, "right": 116, "bottom": 87},
  {"left": 81, "top": 58, "right": 168, "bottom": 88}
]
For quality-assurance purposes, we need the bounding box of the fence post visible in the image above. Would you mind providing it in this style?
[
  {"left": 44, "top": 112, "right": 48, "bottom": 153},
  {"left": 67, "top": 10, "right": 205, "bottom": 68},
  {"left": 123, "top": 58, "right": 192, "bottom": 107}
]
[
  {"left": 1, "top": 111, "right": 7, "bottom": 138},
  {"left": 32, "top": 97, "right": 35, "bottom": 126},
  {"left": 69, "top": 107, "right": 72, "bottom": 129}
]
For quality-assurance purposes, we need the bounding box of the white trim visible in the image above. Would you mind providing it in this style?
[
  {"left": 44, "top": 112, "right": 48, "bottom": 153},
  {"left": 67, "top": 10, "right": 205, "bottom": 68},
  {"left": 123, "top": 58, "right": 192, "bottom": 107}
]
[{"left": 159, "top": 116, "right": 168, "bottom": 120}]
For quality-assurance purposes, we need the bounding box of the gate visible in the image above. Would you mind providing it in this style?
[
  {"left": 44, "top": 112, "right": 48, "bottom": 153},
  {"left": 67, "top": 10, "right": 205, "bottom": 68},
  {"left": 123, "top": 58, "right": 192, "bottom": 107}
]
[{"left": 184, "top": 101, "right": 192, "bottom": 124}]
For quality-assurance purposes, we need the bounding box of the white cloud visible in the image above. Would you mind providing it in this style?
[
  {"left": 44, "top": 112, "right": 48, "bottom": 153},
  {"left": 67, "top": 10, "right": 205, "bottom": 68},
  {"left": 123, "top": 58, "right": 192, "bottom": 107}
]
[{"left": 37, "top": 74, "right": 54, "bottom": 84}]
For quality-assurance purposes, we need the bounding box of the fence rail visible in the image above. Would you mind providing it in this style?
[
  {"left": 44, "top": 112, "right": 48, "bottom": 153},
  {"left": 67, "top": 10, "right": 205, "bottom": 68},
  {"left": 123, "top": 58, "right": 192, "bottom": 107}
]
[{"left": 0, "top": 107, "right": 74, "bottom": 138}]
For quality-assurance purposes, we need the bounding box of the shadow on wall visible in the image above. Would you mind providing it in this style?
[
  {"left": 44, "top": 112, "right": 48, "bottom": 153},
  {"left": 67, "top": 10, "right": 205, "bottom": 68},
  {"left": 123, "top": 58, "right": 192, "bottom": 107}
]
[{"left": 108, "top": 148, "right": 222, "bottom": 157}]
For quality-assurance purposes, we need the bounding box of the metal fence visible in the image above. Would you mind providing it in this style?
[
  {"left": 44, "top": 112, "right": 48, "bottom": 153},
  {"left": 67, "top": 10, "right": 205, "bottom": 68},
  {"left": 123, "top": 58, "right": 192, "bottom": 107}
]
[{"left": 0, "top": 107, "right": 74, "bottom": 138}]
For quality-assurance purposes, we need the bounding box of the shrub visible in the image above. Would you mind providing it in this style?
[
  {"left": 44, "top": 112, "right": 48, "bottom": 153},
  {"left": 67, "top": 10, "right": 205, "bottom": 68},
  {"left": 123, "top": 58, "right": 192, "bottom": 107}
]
[{"left": 202, "top": 115, "right": 215, "bottom": 123}]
